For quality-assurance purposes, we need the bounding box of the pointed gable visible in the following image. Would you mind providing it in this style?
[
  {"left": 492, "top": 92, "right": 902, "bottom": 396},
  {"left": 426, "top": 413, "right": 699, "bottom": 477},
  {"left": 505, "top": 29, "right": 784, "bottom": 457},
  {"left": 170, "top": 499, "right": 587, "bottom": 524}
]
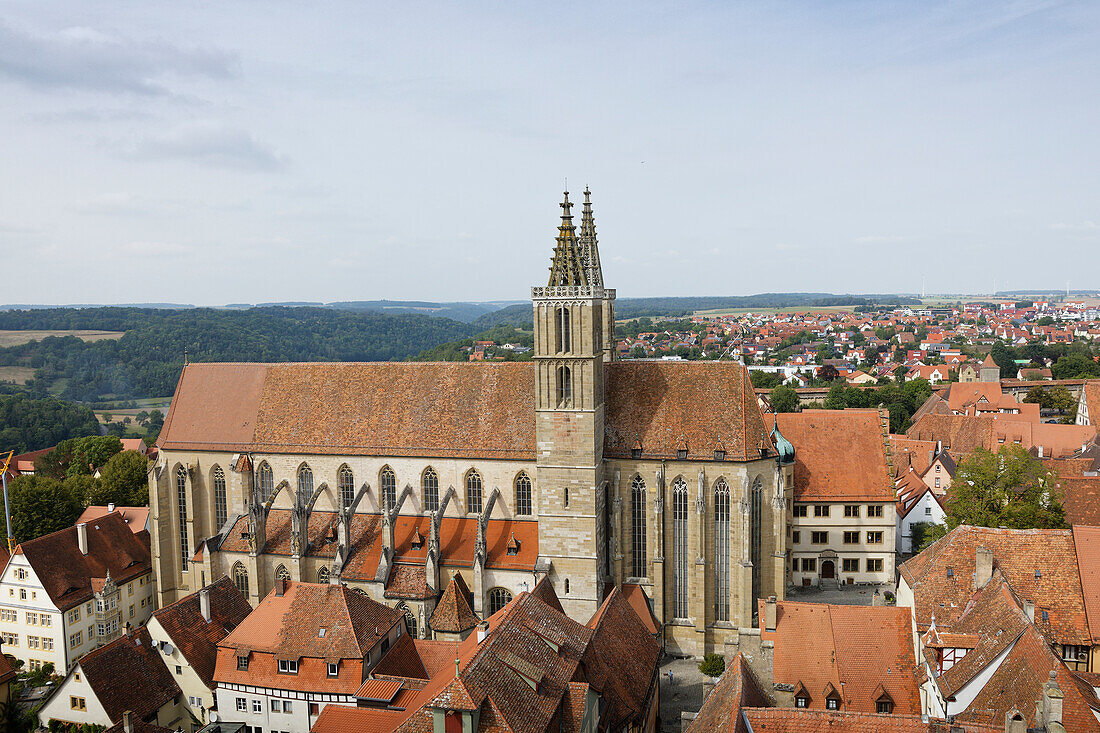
[{"left": 429, "top": 573, "right": 480, "bottom": 634}]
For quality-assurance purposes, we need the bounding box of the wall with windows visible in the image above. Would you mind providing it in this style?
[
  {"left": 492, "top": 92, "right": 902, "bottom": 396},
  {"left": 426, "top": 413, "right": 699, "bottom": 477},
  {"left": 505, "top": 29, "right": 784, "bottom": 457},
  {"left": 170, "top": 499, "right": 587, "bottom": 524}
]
[
  {"left": 147, "top": 613, "right": 217, "bottom": 732},
  {"left": 606, "top": 457, "right": 786, "bottom": 657},
  {"left": 0, "top": 554, "right": 63, "bottom": 673},
  {"left": 789, "top": 501, "right": 896, "bottom": 586},
  {"left": 36, "top": 661, "right": 113, "bottom": 728}
]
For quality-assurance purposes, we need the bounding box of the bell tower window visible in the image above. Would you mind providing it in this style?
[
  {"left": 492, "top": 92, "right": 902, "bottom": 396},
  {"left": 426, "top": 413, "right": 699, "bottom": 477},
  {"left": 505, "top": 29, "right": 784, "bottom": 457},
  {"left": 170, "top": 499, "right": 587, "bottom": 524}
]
[
  {"left": 556, "top": 365, "right": 572, "bottom": 407},
  {"left": 556, "top": 307, "right": 571, "bottom": 353}
]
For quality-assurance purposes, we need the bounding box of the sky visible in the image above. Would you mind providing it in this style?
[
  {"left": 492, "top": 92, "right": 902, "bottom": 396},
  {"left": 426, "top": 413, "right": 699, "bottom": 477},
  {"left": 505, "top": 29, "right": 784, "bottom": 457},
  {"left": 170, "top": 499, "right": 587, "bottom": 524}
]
[{"left": 2, "top": 0, "right": 1099, "bottom": 306}]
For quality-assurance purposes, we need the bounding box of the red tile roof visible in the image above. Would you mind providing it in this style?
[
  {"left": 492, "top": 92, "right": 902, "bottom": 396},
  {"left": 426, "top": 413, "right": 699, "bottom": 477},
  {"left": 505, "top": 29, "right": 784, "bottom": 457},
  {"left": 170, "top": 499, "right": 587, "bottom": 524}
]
[
  {"left": 429, "top": 573, "right": 480, "bottom": 634},
  {"left": 17, "top": 511, "right": 151, "bottom": 612},
  {"left": 684, "top": 654, "right": 771, "bottom": 733},
  {"left": 355, "top": 677, "right": 403, "bottom": 701},
  {"left": 1073, "top": 525, "right": 1100, "bottom": 644},
  {"left": 761, "top": 600, "right": 919, "bottom": 714},
  {"left": 775, "top": 410, "right": 894, "bottom": 501},
  {"left": 899, "top": 525, "right": 1090, "bottom": 646},
  {"left": 76, "top": 506, "right": 149, "bottom": 534},
  {"left": 740, "top": 709, "right": 1000, "bottom": 733},
  {"left": 151, "top": 576, "right": 252, "bottom": 689},
  {"left": 161, "top": 360, "right": 770, "bottom": 463},
  {"left": 74, "top": 627, "right": 181, "bottom": 724}
]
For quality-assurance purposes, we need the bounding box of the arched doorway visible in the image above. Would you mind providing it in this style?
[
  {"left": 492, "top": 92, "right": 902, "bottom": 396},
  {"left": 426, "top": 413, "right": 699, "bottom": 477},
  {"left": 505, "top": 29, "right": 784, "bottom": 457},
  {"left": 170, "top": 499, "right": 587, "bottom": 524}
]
[{"left": 821, "top": 560, "right": 836, "bottom": 579}]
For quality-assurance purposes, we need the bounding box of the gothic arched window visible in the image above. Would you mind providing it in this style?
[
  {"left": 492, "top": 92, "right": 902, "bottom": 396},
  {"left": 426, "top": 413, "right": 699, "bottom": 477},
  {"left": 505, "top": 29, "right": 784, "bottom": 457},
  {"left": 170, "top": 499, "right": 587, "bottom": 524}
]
[
  {"left": 714, "top": 478, "right": 731, "bottom": 622},
  {"left": 672, "top": 477, "right": 689, "bottom": 618},
  {"left": 750, "top": 476, "right": 764, "bottom": 604},
  {"left": 514, "top": 472, "right": 532, "bottom": 516},
  {"left": 257, "top": 462, "right": 274, "bottom": 503},
  {"left": 422, "top": 467, "right": 439, "bottom": 512},
  {"left": 338, "top": 465, "right": 355, "bottom": 510},
  {"left": 399, "top": 604, "right": 417, "bottom": 638},
  {"left": 317, "top": 566, "right": 330, "bottom": 584},
  {"left": 212, "top": 465, "right": 228, "bottom": 530},
  {"left": 631, "top": 476, "right": 647, "bottom": 579},
  {"left": 556, "top": 307, "right": 571, "bottom": 353},
  {"left": 556, "top": 365, "right": 573, "bottom": 407},
  {"left": 175, "top": 466, "right": 189, "bottom": 566},
  {"left": 380, "top": 466, "right": 396, "bottom": 509},
  {"left": 297, "top": 464, "right": 314, "bottom": 503},
  {"left": 466, "top": 470, "right": 483, "bottom": 514},
  {"left": 488, "top": 587, "right": 512, "bottom": 617},
  {"left": 275, "top": 565, "right": 290, "bottom": 582},
  {"left": 233, "top": 563, "right": 248, "bottom": 597}
]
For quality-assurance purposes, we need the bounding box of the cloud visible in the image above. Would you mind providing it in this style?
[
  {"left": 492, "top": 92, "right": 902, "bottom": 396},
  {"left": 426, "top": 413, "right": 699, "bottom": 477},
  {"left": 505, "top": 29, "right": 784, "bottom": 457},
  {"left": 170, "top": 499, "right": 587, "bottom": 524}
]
[
  {"left": 0, "top": 21, "right": 237, "bottom": 96},
  {"left": 853, "top": 235, "right": 917, "bottom": 244},
  {"left": 1050, "top": 221, "right": 1099, "bottom": 232},
  {"left": 133, "top": 122, "right": 285, "bottom": 171}
]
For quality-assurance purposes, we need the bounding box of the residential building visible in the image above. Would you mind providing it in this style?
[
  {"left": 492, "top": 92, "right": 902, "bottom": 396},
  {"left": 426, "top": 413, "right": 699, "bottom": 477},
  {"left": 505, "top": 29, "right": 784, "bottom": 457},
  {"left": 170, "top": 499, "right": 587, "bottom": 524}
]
[
  {"left": 311, "top": 578, "right": 661, "bottom": 733},
  {"left": 37, "top": 626, "right": 186, "bottom": 730},
  {"left": 1077, "top": 380, "right": 1100, "bottom": 426},
  {"left": 149, "top": 190, "right": 788, "bottom": 657},
  {"left": 146, "top": 577, "right": 253, "bottom": 731},
  {"left": 77, "top": 504, "right": 151, "bottom": 534},
  {"left": 0, "top": 638, "right": 15, "bottom": 704},
  {"left": 774, "top": 410, "right": 897, "bottom": 587},
  {"left": 212, "top": 579, "right": 405, "bottom": 733},
  {"left": 898, "top": 524, "right": 1100, "bottom": 676},
  {"left": 895, "top": 470, "right": 945, "bottom": 555},
  {"left": 0, "top": 511, "right": 153, "bottom": 672}
]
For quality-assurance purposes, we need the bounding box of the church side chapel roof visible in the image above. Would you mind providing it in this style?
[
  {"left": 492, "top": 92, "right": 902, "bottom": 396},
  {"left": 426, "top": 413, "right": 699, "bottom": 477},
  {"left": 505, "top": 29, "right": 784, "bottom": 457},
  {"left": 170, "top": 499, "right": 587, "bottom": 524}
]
[
  {"left": 159, "top": 359, "right": 772, "bottom": 463},
  {"left": 217, "top": 510, "right": 539, "bottom": 581},
  {"left": 429, "top": 573, "right": 480, "bottom": 633}
]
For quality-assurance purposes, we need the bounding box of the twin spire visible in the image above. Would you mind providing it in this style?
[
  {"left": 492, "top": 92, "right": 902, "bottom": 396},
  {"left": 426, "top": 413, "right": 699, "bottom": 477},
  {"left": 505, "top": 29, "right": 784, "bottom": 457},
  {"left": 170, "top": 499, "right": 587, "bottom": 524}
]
[{"left": 547, "top": 187, "right": 604, "bottom": 289}]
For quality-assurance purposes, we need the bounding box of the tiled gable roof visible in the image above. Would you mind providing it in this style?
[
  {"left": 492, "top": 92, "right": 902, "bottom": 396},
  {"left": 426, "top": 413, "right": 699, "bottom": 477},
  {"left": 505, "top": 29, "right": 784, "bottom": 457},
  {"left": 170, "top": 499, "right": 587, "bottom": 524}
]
[
  {"left": 160, "top": 360, "right": 771, "bottom": 464},
  {"left": 740, "top": 709, "right": 1000, "bottom": 732},
  {"left": 775, "top": 410, "right": 894, "bottom": 501},
  {"left": 78, "top": 627, "right": 181, "bottom": 723},
  {"left": 1073, "top": 525, "right": 1100, "bottom": 644},
  {"left": 685, "top": 654, "right": 769, "bottom": 733},
  {"left": 151, "top": 576, "right": 252, "bottom": 689},
  {"left": 18, "top": 511, "right": 150, "bottom": 612},
  {"left": 899, "top": 525, "right": 1090, "bottom": 645},
  {"left": 429, "top": 573, "right": 480, "bottom": 634},
  {"left": 906, "top": 414, "right": 995, "bottom": 456}
]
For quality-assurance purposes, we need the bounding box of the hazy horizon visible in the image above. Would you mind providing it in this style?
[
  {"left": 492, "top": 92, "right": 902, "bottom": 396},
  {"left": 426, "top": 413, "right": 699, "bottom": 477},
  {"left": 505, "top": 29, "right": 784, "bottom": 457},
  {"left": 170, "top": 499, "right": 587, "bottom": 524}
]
[{"left": 4, "top": 1, "right": 1099, "bottom": 305}]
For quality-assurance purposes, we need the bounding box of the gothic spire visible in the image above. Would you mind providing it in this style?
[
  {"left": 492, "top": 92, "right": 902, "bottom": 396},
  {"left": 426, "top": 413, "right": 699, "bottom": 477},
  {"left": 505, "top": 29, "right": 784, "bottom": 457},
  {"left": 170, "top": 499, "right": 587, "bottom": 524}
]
[
  {"left": 547, "top": 191, "right": 588, "bottom": 288},
  {"left": 577, "top": 186, "right": 604, "bottom": 288}
]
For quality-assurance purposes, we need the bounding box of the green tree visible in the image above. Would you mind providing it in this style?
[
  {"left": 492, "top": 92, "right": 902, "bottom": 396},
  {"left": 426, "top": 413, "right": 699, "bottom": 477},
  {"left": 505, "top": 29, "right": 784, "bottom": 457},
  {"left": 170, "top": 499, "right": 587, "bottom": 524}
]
[
  {"left": 946, "top": 445, "right": 1066, "bottom": 530},
  {"left": 1023, "top": 385, "right": 1051, "bottom": 409},
  {"left": 1053, "top": 354, "right": 1100, "bottom": 379},
  {"left": 750, "top": 371, "right": 783, "bottom": 389},
  {"left": 37, "top": 436, "right": 123, "bottom": 479},
  {"left": 698, "top": 653, "right": 725, "bottom": 677},
  {"left": 62, "top": 474, "right": 99, "bottom": 506},
  {"left": 1036, "top": 316, "right": 1055, "bottom": 327},
  {"left": 1048, "top": 385, "right": 1076, "bottom": 414},
  {"left": 771, "top": 385, "right": 800, "bottom": 413},
  {"left": 629, "top": 345, "right": 646, "bottom": 359},
  {"left": 8, "top": 475, "right": 84, "bottom": 543},
  {"left": 95, "top": 450, "right": 150, "bottom": 506}
]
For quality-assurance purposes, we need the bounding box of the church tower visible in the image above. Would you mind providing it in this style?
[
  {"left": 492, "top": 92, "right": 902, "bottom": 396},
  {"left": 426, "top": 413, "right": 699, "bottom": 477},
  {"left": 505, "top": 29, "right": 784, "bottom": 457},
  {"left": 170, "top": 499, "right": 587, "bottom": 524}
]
[{"left": 533, "top": 190, "right": 615, "bottom": 619}]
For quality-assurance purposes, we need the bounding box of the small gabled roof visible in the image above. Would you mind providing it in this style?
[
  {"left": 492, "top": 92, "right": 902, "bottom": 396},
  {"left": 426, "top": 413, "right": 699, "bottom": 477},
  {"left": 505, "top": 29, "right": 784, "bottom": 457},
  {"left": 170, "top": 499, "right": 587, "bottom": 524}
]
[
  {"left": 77, "top": 627, "right": 181, "bottom": 723},
  {"left": 429, "top": 573, "right": 480, "bottom": 634}
]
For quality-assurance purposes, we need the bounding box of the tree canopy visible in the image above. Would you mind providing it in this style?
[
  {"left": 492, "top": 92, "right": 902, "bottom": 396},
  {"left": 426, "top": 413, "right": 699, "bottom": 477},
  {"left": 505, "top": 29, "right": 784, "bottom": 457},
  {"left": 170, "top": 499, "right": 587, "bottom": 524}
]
[
  {"left": 770, "top": 385, "right": 800, "bottom": 413},
  {"left": 945, "top": 445, "right": 1066, "bottom": 530},
  {"left": 0, "top": 393, "right": 100, "bottom": 454}
]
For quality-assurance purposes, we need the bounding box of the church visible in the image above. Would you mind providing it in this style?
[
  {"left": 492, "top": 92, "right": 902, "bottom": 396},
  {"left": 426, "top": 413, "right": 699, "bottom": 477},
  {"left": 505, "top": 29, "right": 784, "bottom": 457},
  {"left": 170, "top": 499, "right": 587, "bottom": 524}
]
[{"left": 148, "top": 189, "right": 789, "bottom": 656}]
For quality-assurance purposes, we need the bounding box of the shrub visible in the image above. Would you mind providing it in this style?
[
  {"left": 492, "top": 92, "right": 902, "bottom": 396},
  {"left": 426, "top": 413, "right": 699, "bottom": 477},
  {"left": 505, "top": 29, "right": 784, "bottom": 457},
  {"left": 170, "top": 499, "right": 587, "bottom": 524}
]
[{"left": 698, "top": 653, "right": 725, "bottom": 677}]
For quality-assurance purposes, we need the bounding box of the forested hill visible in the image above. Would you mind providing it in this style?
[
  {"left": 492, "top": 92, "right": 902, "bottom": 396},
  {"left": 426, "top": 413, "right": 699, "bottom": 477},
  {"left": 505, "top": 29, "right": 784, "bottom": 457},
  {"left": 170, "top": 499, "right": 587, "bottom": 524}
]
[
  {"left": 471, "top": 293, "right": 922, "bottom": 329},
  {"left": 0, "top": 307, "right": 475, "bottom": 402}
]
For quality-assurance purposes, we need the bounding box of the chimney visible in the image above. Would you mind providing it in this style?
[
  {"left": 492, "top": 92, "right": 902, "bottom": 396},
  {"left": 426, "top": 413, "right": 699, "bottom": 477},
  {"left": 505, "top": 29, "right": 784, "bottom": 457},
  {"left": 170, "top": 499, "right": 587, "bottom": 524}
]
[
  {"left": 1004, "top": 710, "right": 1026, "bottom": 733},
  {"left": 199, "top": 587, "right": 211, "bottom": 622},
  {"left": 476, "top": 621, "right": 489, "bottom": 644},
  {"left": 1041, "top": 670, "right": 1063, "bottom": 726},
  {"left": 107, "top": 502, "right": 115, "bottom": 513},
  {"left": 974, "top": 546, "right": 994, "bottom": 590},
  {"left": 77, "top": 523, "right": 88, "bottom": 556},
  {"left": 122, "top": 711, "right": 133, "bottom": 733},
  {"left": 764, "top": 596, "right": 777, "bottom": 632},
  {"left": 275, "top": 577, "right": 287, "bottom": 597},
  {"left": 1024, "top": 600, "right": 1035, "bottom": 622}
]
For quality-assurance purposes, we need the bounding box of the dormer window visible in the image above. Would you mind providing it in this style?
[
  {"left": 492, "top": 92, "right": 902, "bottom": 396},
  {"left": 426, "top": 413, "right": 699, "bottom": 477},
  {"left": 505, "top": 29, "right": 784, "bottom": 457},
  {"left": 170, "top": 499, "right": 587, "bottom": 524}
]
[
  {"left": 236, "top": 654, "right": 249, "bottom": 671},
  {"left": 714, "top": 449, "right": 725, "bottom": 461},
  {"left": 328, "top": 662, "right": 339, "bottom": 677},
  {"left": 795, "top": 694, "right": 809, "bottom": 708},
  {"left": 278, "top": 659, "right": 299, "bottom": 674},
  {"left": 826, "top": 696, "right": 840, "bottom": 710}
]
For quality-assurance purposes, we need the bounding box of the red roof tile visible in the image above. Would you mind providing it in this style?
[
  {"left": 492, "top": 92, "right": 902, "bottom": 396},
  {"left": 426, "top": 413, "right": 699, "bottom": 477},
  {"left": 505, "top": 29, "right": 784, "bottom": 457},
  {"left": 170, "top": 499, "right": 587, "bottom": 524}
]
[
  {"left": 775, "top": 410, "right": 894, "bottom": 501},
  {"left": 429, "top": 573, "right": 480, "bottom": 634},
  {"left": 75, "top": 627, "right": 181, "bottom": 723}
]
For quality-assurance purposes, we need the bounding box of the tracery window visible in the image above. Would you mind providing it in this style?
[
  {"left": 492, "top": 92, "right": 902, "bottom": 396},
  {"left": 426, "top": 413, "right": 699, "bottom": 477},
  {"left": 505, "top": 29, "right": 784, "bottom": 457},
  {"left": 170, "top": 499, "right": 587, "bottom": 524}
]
[
  {"left": 338, "top": 465, "right": 355, "bottom": 510},
  {"left": 422, "top": 467, "right": 439, "bottom": 512},
  {"left": 175, "top": 466, "right": 189, "bottom": 566},
  {"left": 556, "top": 307, "right": 571, "bottom": 353},
  {"left": 466, "top": 469, "right": 483, "bottom": 514},
  {"left": 750, "top": 476, "right": 764, "bottom": 604},
  {"left": 380, "top": 466, "right": 396, "bottom": 510},
  {"left": 233, "top": 563, "right": 248, "bottom": 596},
  {"left": 297, "top": 465, "right": 314, "bottom": 503},
  {"left": 631, "top": 476, "right": 647, "bottom": 579},
  {"left": 714, "top": 478, "right": 731, "bottom": 622},
  {"left": 317, "top": 566, "right": 330, "bottom": 584},
  {"left": 672, "top": 477, "right": 689, "bottom": 618},
  {"left": 515, "top": 472, "right": 532, "bottom": 516},
  {"left": 213, "top": 466, "right": 228, "bottom": 530},
  {"left": 556, "top": 365, "right": 572, "bottom": 407},
  {"left": 488, "top": 587, "right": 512, "bottom": 617},
  {"left": 257, "top": 462, "right": 274, "bottom": 503},
  {"left": 275, "top": 565, "right": 290, "bottom": 582}
]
